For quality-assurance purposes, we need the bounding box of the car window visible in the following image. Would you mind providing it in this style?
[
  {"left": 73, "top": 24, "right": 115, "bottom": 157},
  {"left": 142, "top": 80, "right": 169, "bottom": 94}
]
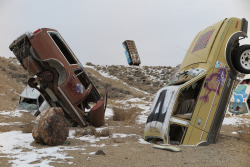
[
  {"left": 38, "top": 95, "right": 44, "bottom": 107},
  {"left": 48, "top": 32, "right": 77, "bottom": 65}
]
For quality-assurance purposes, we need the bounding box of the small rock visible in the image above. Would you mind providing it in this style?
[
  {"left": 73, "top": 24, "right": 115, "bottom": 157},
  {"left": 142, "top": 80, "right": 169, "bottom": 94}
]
[{"left": 95, "top": 149, "right": 106, "bottom": 155}]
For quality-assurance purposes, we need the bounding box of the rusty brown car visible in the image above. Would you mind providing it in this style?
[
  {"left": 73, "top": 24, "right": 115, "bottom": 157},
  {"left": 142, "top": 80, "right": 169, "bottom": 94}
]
[{"left": 9, "top": 28, "right": 107, "bottom": 127}]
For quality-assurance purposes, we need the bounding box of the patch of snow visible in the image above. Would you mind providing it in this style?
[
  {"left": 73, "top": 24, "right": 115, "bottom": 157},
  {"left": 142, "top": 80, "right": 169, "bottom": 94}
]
[
  {"left": 95, "top": 127, "right": 106, "bottom": 131},
  {"left": 69, "top": 130, "right": 105, "bottom": 144},
  {"left": 87, "top": 65, "right": 120, "bottom": 81},
  {"left": 68, "top": 130, "right": 76, "bottom": 138},
  {"left": 126, "top": 98, "right": 144, "bottom": 103},
  {"left": 114, "top": 98, "right": 150, "bottom": 108},
  {"left": 112, "top": 133, "right": 138, "bottom": 138},
  {"left": 0, "top": 122, "right": 22, "bottom": 126},
  {"left": 136, "top": 103, "right": 151, "bottom": 124},
  {"left": 231, "top": 132, "right": 237, "bottom": 134},
  {"left": 89, "top": 152, "right": 96, "bottom": 155},
  {"left": 0, "top": 131, "right": 84, "bottom": 167},
  {"left": 222, "top": 116, "right": 250, "bottom": 125},
  {"left": 138, "top": 138, "right": 151, "bottom": 145},
  {"left": 10, "top": 59, "right": 21, "bottom": 66},
  {"left": 136, "top": 115, "right": 148, "bottom": 124},
  {"left": 105, "top": 108, "right": 114, "bottom": 118},
  {"left": 90, "top": 144, "right": 106, "bottom": 147},
  {"left": 124, "top": 126, "right": 132, "bottom": 128},
  {"left": 0, "top": 110, "right": 22, "bottom": 117},
  {"left": 74, "top": 135, "right": 100, "bottom": 143},
  {"left": 100, "top": 136, "right": 109, "bottom": 140}
]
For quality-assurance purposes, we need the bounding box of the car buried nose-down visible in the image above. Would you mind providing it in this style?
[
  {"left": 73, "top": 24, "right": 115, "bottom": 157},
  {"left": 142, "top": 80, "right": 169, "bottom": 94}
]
[
  {"left": 144, "top": 17, "right": 249, "bottom": 146},
  {"left": 9, "top": 28, "right": 107, "bottom": 127}
]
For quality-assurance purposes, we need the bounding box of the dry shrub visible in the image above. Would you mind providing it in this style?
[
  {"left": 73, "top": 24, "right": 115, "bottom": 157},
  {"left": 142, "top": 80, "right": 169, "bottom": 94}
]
[
  {"left": 21, "top": 123, "right": 34, "bottom": 133},
  {"left": 112, "top": 107, "right": 141, "bottom": 124},
  {"left": 239, "top": 115, "right": 250, "bottom": 119},
  {"left": 107, "top": 87, "right": 132, "bottom": 99},
  {"left": 9, "top": 71, "right": 29, "bottom": 80},
  {"left": 73, "top": 130, "right": 84, "bottom": 137},
  {"left": 11, "top": 95, "right": 19, "bottom": 101},
  {"left": 87, "top": 64, "right": 179, "bottom": 98},
  {"left": 237, "top": 124, "right": 250, "bottom": 142},
  {"left": 74, "top": 126, "right": 96, "bottom": 137},
  {"left": 86, "top": 62, "right": 95, "bottom": 66},
  {"left": 112, "top": 135, "right": 138, "bottom": 143},
  {"left": 127, "top": 76, "right": 134, "bottom": 81},
  {"left": 95, "top": 128, "right": 110, "bottom": 137},
  {"left": 112, "top": 137, "right": 125, "bottom": 143},
  {"left": 0, "top": 66, "right": 6, "bottom": 71},
  {"left": 0, "top": 58, "right": 31, "bottom": 85},
  {"left": 74, "top": 126, "right": 110, "bottom": 137},
  {"left": 0, "top": 126, "right": 9, "bottom": 132},
  {"left": 20, "top": 112, "right": 36, "bottom": 133},
  {"left": 8, "top": 63, "right": 17, "bottom": 71}
]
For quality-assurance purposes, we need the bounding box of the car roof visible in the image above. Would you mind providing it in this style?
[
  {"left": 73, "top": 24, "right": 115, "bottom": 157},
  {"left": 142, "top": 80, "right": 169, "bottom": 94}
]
[{"left": 20, "top": 85, "right": 40, "bottom": 99}]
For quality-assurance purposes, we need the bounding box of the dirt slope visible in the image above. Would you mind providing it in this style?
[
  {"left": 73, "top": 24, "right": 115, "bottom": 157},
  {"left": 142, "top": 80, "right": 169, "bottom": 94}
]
[{"left": 0, "top": 57, "right": 28, "bottom": 110}]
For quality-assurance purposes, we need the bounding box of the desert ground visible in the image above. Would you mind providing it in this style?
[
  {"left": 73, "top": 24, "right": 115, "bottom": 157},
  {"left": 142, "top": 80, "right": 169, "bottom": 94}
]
[{"left": 0, "top": 57, "right": 249, "bottom": 167}]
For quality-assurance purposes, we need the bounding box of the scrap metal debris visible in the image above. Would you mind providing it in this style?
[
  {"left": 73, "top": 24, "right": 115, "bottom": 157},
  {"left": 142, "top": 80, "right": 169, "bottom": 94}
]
[{"left": 152, "top": 144, "right": 181, "bottom": 152}]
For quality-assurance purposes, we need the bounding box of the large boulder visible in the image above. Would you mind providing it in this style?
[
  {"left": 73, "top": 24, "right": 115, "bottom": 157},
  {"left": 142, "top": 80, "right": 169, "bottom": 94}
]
[{"left": 32, "top": 107, "right": 69, "bottom": 146}]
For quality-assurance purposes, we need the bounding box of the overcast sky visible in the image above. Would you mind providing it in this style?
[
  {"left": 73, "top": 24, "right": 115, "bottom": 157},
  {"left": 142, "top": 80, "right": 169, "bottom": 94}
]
[{"left": 0, "top": 0, "right": 250, "bottom": 66}]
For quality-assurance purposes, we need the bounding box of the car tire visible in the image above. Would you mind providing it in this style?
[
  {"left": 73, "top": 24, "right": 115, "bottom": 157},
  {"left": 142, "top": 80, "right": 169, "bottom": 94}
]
[
  {"left": 28, "top": 78, "right": 38, "bottom": 88},
  {"left": 232, "top": 45, "right": 250, "bottom": 74}
]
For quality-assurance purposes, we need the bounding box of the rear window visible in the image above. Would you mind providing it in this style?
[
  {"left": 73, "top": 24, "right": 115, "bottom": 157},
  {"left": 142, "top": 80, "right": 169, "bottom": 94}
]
[{"left": 48, "top": 32, "right": 77, "bottom": 65}]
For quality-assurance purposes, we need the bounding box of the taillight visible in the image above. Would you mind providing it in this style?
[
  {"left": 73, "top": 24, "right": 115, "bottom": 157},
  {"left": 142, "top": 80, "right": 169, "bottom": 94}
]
[{"left": 33, "top": 29, "right": 42, "bottom": 35}]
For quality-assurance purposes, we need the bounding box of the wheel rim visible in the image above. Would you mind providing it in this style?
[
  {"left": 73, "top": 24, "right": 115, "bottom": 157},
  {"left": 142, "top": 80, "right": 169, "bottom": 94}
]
[{"left": 240, "top": 49, "right": 250, "bottom": 70}]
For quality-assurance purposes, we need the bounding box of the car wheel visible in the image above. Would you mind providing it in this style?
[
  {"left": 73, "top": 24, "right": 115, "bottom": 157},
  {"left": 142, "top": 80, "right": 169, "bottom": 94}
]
[
  {"left": 42, "top": 70, "right": 54, "bottom": 82},
  {"left": 28, "top": 78, "right": 38, "bottom": 88},
  {"left": 232, "top": 45, "right": 250, "bottom": 74}
]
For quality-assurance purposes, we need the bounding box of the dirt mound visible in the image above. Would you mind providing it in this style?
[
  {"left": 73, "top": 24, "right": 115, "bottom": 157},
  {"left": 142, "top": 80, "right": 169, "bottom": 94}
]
[
  {"left": 0, "top": 58, "right": 249, "bottom": 167},
  {"left": 86, "top": 63, "right": 178, "bottom": 95}
]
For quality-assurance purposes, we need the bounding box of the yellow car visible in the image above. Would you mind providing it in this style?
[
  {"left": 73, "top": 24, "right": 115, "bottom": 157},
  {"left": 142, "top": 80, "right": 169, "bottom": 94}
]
[{"left": 144, "top": 17, "right": 249, "bottom": 146}]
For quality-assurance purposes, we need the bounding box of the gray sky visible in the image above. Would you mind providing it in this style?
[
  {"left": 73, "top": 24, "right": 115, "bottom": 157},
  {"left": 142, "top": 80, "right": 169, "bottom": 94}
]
[{"left": 0, "top": 0, "right": 250, "bottom": 66}]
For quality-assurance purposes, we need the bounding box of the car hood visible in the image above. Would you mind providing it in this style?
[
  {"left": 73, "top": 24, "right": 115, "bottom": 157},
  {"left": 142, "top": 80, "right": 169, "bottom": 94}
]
[{"left": 144, "top": 85, "right": 180, "bottom": 141}]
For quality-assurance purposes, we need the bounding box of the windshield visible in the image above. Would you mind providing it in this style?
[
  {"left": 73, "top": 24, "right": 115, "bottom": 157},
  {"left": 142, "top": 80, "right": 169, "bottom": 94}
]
[{"left": 19, "top": 97, "right": 38, "bottom": 110}]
